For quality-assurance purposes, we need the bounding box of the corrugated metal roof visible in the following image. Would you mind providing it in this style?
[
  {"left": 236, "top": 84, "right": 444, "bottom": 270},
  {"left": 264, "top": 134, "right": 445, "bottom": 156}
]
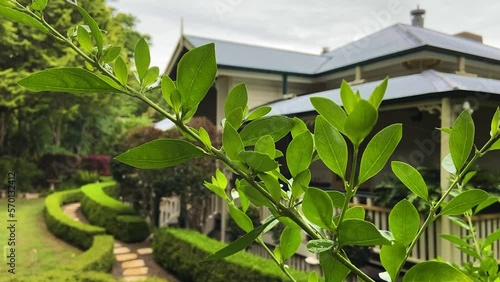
[
  {"left": 266, "top": 70, "right": 500, "bottom": 115},
  {"left": 184, "top": 24, "right": 500, "bottom": 75}
]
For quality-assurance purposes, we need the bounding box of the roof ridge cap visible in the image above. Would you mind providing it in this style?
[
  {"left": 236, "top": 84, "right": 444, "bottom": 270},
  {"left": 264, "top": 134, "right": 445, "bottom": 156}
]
[{"left": 397, "top": 24, "right": 426, "bottom": 45}]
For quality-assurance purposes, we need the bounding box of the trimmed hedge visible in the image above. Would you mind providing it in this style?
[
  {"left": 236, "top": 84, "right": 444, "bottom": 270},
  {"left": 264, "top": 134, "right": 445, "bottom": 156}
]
[
  {"left": 0, "top": 270, "right": 168, "bottom": 282},
  {"left": 81, "top": 182, "right": 150, "bottom": 242},
  {"left": 44, "top": 188, "right": 106, "bottom": 249},
  {"left": 153, "top": 228, "right": 311, "bottom": 282},
  {"left": 59, "top": 235, "right": 114, "bottom": 272}
]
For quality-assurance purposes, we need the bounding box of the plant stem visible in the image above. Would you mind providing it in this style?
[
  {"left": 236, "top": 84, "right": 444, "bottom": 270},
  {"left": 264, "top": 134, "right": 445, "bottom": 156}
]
[
  {"left": 338, "top": 146, "right": 359, "bottom": 227},
  {"left": 465, "top": 212, "right": 482, "bottom": 258},
  {"left": 256, "top": 238, "right": 297, "bottom": 282}
]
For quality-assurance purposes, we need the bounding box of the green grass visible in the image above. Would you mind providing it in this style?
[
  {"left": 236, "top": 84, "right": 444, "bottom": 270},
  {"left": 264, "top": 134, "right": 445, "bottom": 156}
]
[{"left": 0, "top": 198, "right": 82, "bottom": 276}]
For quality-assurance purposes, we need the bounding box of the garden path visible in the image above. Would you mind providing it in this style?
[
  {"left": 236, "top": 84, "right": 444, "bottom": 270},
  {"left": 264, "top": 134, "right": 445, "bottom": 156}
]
[{"left": 61, "top": 203, "right": 180, "bottom": 282}]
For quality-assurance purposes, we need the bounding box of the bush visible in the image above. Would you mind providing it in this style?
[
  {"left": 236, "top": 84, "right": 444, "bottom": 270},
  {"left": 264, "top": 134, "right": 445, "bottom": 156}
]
[
  {"left": 0, "top": 271, "right": 168, "bottom": 282},
  {"left": 81, "top": 155, "right": 111, "bottom": 176},
  {"left": 44, "top": 188, "right": 106, "bottom": 249},
  {"left": 73, "top": 170, "right": 101, "bottom": 186},
  {"left": 80, "top": 182, "right": 150, "bottom": 242},
  {"left": 152, "top": 228, "right": 311, "bottom": 282},
  {"left": 60, "top": 235, "right": 114, "bottom": 272},
  {"left": 38, "top": 153, "right": 80, "bottom": 181},
  {"left": 0, "top": 156, "right": 43, "bottom": 192}
]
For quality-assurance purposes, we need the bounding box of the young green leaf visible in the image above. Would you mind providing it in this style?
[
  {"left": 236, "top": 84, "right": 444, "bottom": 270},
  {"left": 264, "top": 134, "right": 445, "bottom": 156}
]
[
  {"left": 403, "top": 262, "right": 472, "bottom": 282},
  {"left": 326, "top": 191, "right": 346, "bottom": 208},
  {"left": 340, "top": 80, "right": 356, "bottom": 115},
  {"left": 291, "top": 170, "right": 311, "bottom": 200},
  {"left": 490, "top": 107, "right": 500, "bottom": 137},
  {"left": 205, "top": 182, "right": 228, "bottom": 201},
  {"left": 291, "top": 117, "right": 309, "bottom": 138},
  {"left": 287, "top": 132, "right": 313, "bottom": 177},
  {"left": 225, "top": 83, "right": 248, "bottom": 117},
  {"left": 448, "top": 216, "right": 470, "bottom": 230},
  {"left": 338, "top": 220, "right": 391, "bottom": 246},
  {"left": 449, "top": 110, "right": 475, "bottom": 172},
  {"left": 240, "top": 116, "right": 293, "bottom": 146},
  {"left": 344, "top": 99, "right": 378, "bottom": 146},
  {"left": 475, "top": 196, "right": 499, "bottom": 214},
  {"left": 308, "top": 271, "right": 319, "bottom": 282},
  {"left": 114, "top": 139, "right": 205, "bottom": 169},
  {"left": 199, "top": 127, "right": 212, "bottom": 148},
  {"left": 77, "top": 25, "right": 93, "bottom": 53},
  {"left": 280, "top": 226, "right": 302, "bottom": 261},
  {"left": 307, "top": 239, "right": 334, "bottom": 253},
  {"left": 142, "top": 66, "right": 159, "bottom": 87},
  {"left": 170, "top": 89, "right": 182, "bottom": 113},
  {"left": 254, "top": 135, "right": 275, "bottom": 158},
  {"left": 0, "top": 6, "right": 48, "bottom": 33},
  {"left": 31, "top": 0, "right": 48, "bottom": 10},
  {"left": 228, "top": 204, "right": 253, "bottom": 233},
  {"left": 238, "top": 151, "right": 278, "bottom": 172},
  {"left": 389, "top": 200, "right": 419, "bottom": 245},
  {"left": 203, "top": 219, "right": 276, "bottom": 262},
  {"left": 259, "top": 173, "right": 281, "bottom": 203},
  {"left": 320, "top": 251, "right": 350, "bottom": 282},
  {"left": 74, "top": 5, "right": 103, "bottom": 56},
  {"left": 246, "top": 106, "right": 272, "bottom": 121},
  {"left": 222, "top": 123, "right": 244, "bottom": 161},
  {"left": 344, "top": 206, "right": 365, "bottom": 220},
  {"left": 215, "top": 169, "right": 228, "bottom": 189},
  {"left": 177, "top": 43, "right": 217, "bottom": 111},
  {"left": 161, "top": 75, "right": 176, "bottom": 106},
  {"left": 310, "top": 97, "right": 346, "bottom": 132},
  {"left": 358, "top": 124, "right": 402, "bottom": 184},
  {"left": 134, "top": 38, "right": 151, "bottom": 82},
  {"left": 237, "top": 183, "right": 273, "bottom": 208},
  {"left": 368, "top": 77, "right": 388, "bottom": 109},
  {"left": 483, "top": 229, "right": 500, "bottom": 248},
  {"left": 101, "top": 46, "right": 122, "bottom": 63},
  {"left": 302, "top": 187, "right": 334, "bottom": 230},
  {"left": 441, "top": 153, "right": 457, "bottom": 174},
  {"left": 391, "top": 161, "right": 428, "bottom": 202},
  {"left": 489, "top": 139, "right": 500, "bottom": 151},
  {"left": 380, "top": 241, "right": 406, "bottom": 282},
  {"left": 225, "top": 107, "right": 244, "bottom": 129},
  {"left": 441, "top": 189, "right": 489, "bottom": 216},
  {"left": 314, "top": 116, "right": 348, "bottom": 179},
  {"left": 18, "top": 68, "right": 119, "bottom": 93},
  {"left": 439, "top": 234, "right": 470, "bottom": 248},
  {"left": 114, "top": 56, "right": 129, "bottom": 86}
]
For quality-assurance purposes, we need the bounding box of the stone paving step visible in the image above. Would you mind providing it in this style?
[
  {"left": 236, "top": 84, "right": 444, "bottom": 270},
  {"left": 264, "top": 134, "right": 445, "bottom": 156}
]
[
  {"left": 136, "top": 248, "right": 153, "bottom": 255},
  {"left": 116, "top": 253, "right": 138, "bottom": 261},
  {"left": 114, "top": 242, "right": 122, "bottom": 248},
  {"left": 114, "top": 247, "right": 131, "bottom": 254},
  {"left": 123, "top": 276, "right": 149, "bottom": 281},
  {"left": 122, "top": 259, "right": 145, "bottom": 268},
  {"left": 123, "top": 267, "right": 148, "bottom": 276}
]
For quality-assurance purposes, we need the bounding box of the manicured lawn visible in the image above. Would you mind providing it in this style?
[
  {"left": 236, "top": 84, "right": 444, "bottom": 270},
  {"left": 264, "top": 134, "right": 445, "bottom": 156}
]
[{"left": 0, "top": 198, "right": 82, "bottom": 276}]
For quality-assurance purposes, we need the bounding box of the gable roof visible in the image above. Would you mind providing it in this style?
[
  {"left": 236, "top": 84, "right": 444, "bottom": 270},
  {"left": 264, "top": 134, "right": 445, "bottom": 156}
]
[
  {"left": 266, "top": 70, "right": 500, "bottom": 116},
  {"left": 183, "top": 24, "right": 500, "bottom": 76}
]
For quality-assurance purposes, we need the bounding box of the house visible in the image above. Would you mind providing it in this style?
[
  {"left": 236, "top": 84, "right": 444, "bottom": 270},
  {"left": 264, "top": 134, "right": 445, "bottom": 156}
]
[{"left": 161, "top": 7, "right": 500, "bottom": 267}]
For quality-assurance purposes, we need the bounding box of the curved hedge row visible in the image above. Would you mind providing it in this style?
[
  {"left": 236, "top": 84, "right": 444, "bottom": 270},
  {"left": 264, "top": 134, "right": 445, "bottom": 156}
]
[
  {"left": 59, "top": 235, "right": 114, "bottom": 272},
  {"left": 81, "top": 182, "right": 150, "bottom": 242},
  {"left": 0, "top": 270, "right": 168, "bottom": 282},
  {"left": 44, "top": 188, "right": 106, "bottom": 249},
  {"left": 152, "top": 228, "right": 311, "bottom": 282}
]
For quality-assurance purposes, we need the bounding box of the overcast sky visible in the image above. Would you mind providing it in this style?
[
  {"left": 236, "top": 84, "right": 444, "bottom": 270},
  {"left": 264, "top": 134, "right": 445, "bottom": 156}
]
[{"left": 108, "top": 0, "right": 500, "bottom": 68}]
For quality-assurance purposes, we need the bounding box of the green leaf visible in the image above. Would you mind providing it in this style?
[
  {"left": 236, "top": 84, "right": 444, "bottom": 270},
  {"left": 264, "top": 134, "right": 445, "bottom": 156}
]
[
  {"left": 18, "top": 68, "right": 119, "bottom": 93},
  {"left": 340, "top": 80, "right": 356, "bottom": 115},
  {"left": 240, "top": 116, "right": 293, "bottom": 146},
  {"left": 74, "top": 5, "right": 103, "bottom": 56},
  {"left": 483, "top": 229, "right": 500, "bottom": 248},
  {"left": 259, "top": 173, "right": 281, "bottom": 203},
  {"left": 101, "top": 46, "right": 122, "bottom": 63},
  {"left": 441, "top": 153, "right": 457, "bottom": 174},
  {"left": 490, "top": 107, "right": 500, "bottom": 137},
  {"left": 302, "top": 187, "right": 334, "bottom": 230},
  {"left": 228, "top": 204, "right": 253, "bottom": 233},
  {"left": 287, "top": 132, "right": 313, "bottom": 177},
  {"left": 314, "top": 116, "right": 348, "bottom": 179},
  {"left": 237, "top": 183, "right": 273, "bottom": 208},
  {"left": 161, "top": 75, "right": 176, "bottom": 106},
  {"left": 344, "top": 100, "right": 378, "bottom": 146},
  {"left": 199, "top": 127, "right": 212, "bottom": 148},
  {"left": 448, "top": 216, "right": 470, "bottom": 230},
  {"left": 0, "top": 6, "right": 48, "bottom": 32},
  {"left": 238, "top": 151, "right": 278, "bottom": 172},
  {"left": 338, "top": 219, "right": 391, "bottom": 246},
  {"left": 203, "top": 220, "right": 275, "bottom": 261},
  {"left": 291, "top": 170, "right": 311, "bottom": 200},
  {"left": 489, "top": 139, "right": 500, "bottom": 151},
  {"left": 344, "top": 206, "right": 365, "bottom": 220},
  {"left": 177, "top": 43, "right": 217, "bottom": 111},
  {"left": 170, "top": 89, "right": 182, "bottom": 113},
  {"left": 449, "top": 110, "right": 475, "bottom": 172},
  {"left": 246, "top": 106, "right": 271, "bottom": 121},
  {"left": 114, "top": 56, "right": 128, "bottom": 86},
  {"left": 77, "top": 25, "right": 93, "bottom": 53},
  {"left": 114, "top": 139, "right": 204, "bottom": 169},
  {"left": 280, "top": 227, "right": 302, "bottom": 261},
  {"left": 142, "top": 67, "right": 159, "bottom": 87},
  {"left": 403, "top": 262, "right": 472, "bottom": 282},
  {"left": 475, "top": 196, "right": 499, "bottom": 214},
  {"left": 291, "top": 117, "right": 309, "bottom": 138},
  {"left": 441, "top": 189, "right": 489, "bottom": 216},
  {"left": 225, "top": 83, "right": 248, "bottom": 117},
  {"left": 254, "top": 135, "right": 275, "bottom": 158},
  {"left": 320, "top": 251, "right": 350, "bottom": 282},
  {"left": 310, "top": 97, "right": 346, "bottom": 132},
  {"left": 308, "top": 271, "right": 319, "bottom": 282},
  {"left": 439, "top": 234, "right": 470, "bottom": 248},
  {"left": 307, "top": 239, "right": 334, "bottom": 253},
  {"left": 226, "top": 108, "right": 244, "bottom": 129},
  {"left": 358, "top": 124, "right": 402, "bottom": 184},
  {"left": 326, "top": 191, "right": 345, "bottom": 208},
  {"left": 134, "top": 38, "right": 151, "bottom": 82},
  {"left": 31, "top": 0, "right": 47, "bottom": 10},
  {"left": 391, "top": 161, "right": 428, "bottom": 201},
  {"left": 368, "top": 77, "right": 388, "bottom": 109},
  {"left": 215, "top": 169, "right": 228, "bottom": 189},
  {"left": 389, "top": 200, "right": 419, "bottom": 245},
  {"left": 380, "top": 241, "right": 406, "bottom": 282},
  {"left": 222, "top": 123, "right": 244, "bottom": 161}
]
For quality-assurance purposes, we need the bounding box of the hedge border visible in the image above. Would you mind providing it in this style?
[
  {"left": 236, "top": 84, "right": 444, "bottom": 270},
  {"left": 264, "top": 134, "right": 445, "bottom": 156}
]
[
  {"left": 153, "top": 228, "right": 312, "bottom": 282},
  {"left": 81, "top": 182, "right": 150, "bottom": 242},
  {"left": 59, "top": 235, "right": 114, "bottom": 272}
]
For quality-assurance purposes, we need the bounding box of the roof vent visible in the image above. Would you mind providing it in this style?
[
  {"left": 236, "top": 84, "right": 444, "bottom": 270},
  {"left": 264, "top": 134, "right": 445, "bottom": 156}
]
[
  {"left": 454, "top": 31, "right": 483, "bottom": 43},
  {"left": 321, "top": 46, "right": 330, "bottom": 54},
  {"left": 410, "top": 6, "right": 425, "bottom": 27}
]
